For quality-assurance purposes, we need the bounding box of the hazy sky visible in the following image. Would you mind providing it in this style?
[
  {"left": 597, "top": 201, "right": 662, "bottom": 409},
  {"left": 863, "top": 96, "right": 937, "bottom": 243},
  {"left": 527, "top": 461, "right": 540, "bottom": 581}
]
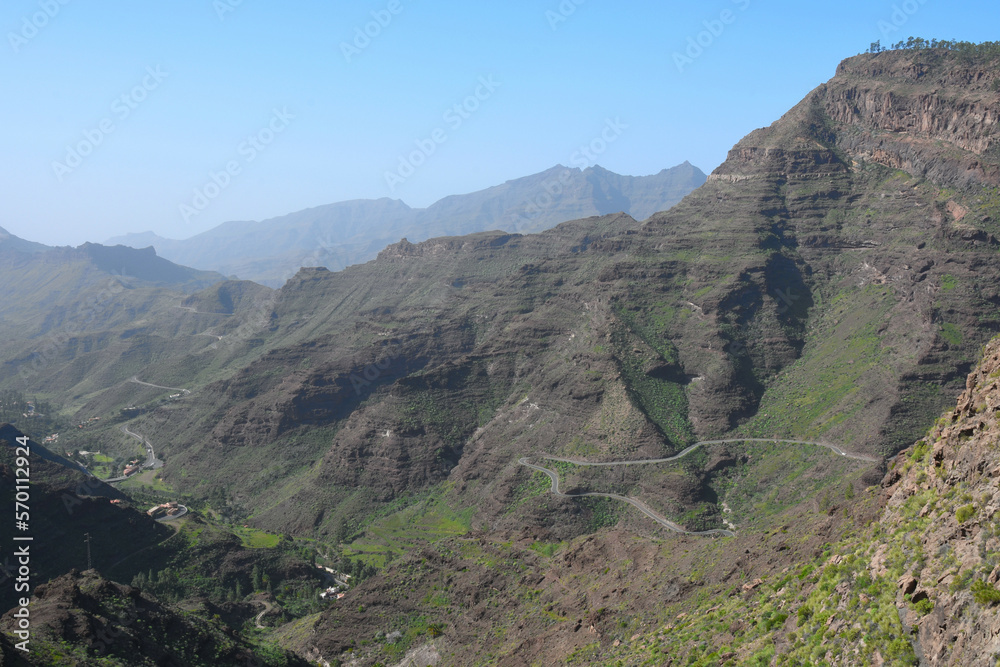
[{"left": 1, "top": 0, "right": 996, "bottom": 246}]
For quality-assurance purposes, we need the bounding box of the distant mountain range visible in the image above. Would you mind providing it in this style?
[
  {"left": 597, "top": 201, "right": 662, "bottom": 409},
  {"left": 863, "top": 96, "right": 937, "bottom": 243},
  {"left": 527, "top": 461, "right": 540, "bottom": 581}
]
[
  {"left": 0, "top": 229, "right": 226, "bottom": 351},
  {"left": 0, "top": 225, "right": 49, "bottom": 254},
  {"left": 106, "top": 163, "right": 706, "bottom": 286}
]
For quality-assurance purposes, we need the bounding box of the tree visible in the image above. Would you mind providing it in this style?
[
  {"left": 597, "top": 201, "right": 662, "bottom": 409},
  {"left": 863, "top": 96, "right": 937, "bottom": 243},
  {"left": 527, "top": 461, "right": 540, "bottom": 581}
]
[{"left": 334, "top": 518, "right": 351, "bottom": 544}]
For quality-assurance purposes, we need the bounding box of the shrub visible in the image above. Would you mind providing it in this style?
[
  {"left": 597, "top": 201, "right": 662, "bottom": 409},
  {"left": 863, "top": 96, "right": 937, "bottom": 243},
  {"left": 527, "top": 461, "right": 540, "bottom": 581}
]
[
  {"left": 972, "top": 580, "right": 1000, "bottom": 604},
  {"left": 950, "top": 570, "right": 975, "bottom": 593},
  {"left": 957, "top": 505, "right": 977, "bottom": 524},
  {"left": 763, "top": 613, "right": 789, "bottom": 631},
  {"left": 912, "top": 598, "right": 934, "bottom": 615},
  {"left": 797, "top": 605, "right": 813, "bottom": 624}
]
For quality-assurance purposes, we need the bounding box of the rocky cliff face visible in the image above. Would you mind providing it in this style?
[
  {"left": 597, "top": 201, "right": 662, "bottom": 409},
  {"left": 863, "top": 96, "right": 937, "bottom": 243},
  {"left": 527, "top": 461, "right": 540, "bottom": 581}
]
[
  {"left": 650, "top": 48, "right": 1000, "bottom": 453},
  {"left": 878, "top": 335, "right": 1000, "bottom": 665},
  {"left": 829, "top": 53, "right": 1000, "bottom": 190}
]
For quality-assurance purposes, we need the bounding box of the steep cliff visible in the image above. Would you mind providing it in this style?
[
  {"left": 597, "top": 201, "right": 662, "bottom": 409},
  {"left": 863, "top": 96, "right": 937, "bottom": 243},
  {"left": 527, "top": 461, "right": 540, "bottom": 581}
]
[
  {"left": 828, "top": 52, "right": 1000, "bottom": 190},
  {"left": 877, "top": 335, "right": 1000, "bottom": 665},
  {"left": 640, "top": 47, "right": 1000, "bottom": 452}
]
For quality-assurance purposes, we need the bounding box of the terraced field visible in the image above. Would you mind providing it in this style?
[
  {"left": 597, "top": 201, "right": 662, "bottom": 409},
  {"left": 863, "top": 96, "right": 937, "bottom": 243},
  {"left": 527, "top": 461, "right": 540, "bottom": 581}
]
[{"left": 344, "top": 497, "right": 474, "bottom": 568}]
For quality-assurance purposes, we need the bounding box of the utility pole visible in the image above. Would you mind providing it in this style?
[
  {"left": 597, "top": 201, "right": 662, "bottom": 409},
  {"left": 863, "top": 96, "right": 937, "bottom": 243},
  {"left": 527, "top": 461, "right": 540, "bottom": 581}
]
[{"left": 84, "top": 533, "right": 92, "bottom": 570}]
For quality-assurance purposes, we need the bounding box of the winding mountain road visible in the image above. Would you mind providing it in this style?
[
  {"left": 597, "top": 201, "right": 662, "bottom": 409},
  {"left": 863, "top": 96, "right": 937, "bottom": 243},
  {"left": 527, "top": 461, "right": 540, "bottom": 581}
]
[
  {"left": 98, "top": 376, "right": 186, "bottom": 482},
  {"left": 519, "top": 438, "right": 880, "bottom": 538},
  {"left": 254, "top": 600, "right": 274, "bottom": 629},
  {"left": 102, "top": 425, "right": 165, "bottom": 483},
  {"left": 519, "top": 457, "right": 736, "bottom": 538},
  {"left": 120, "top": 425, "right": 163, "bottom": 469},
  {"left": 542, "top": 438, "right": 880, "bottom": 467},
  {"left": 129, "top": 376, "right": 190, "bottom": 395}
]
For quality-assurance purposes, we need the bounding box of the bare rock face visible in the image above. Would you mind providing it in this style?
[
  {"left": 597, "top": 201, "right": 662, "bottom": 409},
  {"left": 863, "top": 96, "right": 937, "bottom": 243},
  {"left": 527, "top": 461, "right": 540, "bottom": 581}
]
[
  {"left": 828, "top": 52, "right": 1000, "bottom": 190},
  {"left": 880, "top": 336, "right": 1000, "bottom": 665}
]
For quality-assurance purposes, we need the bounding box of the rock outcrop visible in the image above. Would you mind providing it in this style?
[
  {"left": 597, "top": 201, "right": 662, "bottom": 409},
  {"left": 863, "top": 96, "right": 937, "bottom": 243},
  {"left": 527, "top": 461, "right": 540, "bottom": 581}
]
[{"left": 880, "top": 336, "right": 1000, "bottom": 665}]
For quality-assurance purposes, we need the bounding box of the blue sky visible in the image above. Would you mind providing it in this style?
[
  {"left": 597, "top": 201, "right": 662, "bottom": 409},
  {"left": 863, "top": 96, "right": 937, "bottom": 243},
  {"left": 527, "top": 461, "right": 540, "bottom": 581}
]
[{"left": 1, "top": 0, "right": 996, "bottom": 246}]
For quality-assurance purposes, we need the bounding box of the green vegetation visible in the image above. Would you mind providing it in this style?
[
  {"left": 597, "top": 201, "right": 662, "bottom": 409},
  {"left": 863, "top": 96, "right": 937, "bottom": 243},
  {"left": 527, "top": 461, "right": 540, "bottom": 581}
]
[
  {"left": 941, "top": 322, "right": 964, "bottom": 347},
  {"left": 119, "top": 468, "right": 175, "bottom": 493},
  {"left": 343, "top": 490, "right": 473, "bottom": 568},
  {"left": 578, "top": 496, "right": 624, "bottom": 532},
  {"left": 763, "top": 611, "right": 788, "bottom": 631},
  {"left": 910, "top": 439, "right": 930, "bottom": 464},
  {"left": 972, "top": 185, "right": 1000, "bottom": 241},
  {"left": 739, "top": 285, "right": 893, "bottom": 443},
  {"left": 605, "top": 545, "right": 917, "bottom": 666},
  {"left": 120, "top": 517, "right": 324, "bottom": 620},
  {"left": 713, "top": 440, "right": 869, "bottom": 527},
  {"left": 22, "top": 572, "right": 303, "bottom": 667},
  {"left": 0, "top": 390, "right": 67, "bottom": 441},
  {"left": 940, "top": 274, "right": 959, "bottom": 292},
  {"left": 972, "top": 580, "right": 1000, "bottom": 604},
  {"left": 956, "top": 504, "right": 977, "bottom": 524},
  {"left": 529, "top": 540, "right": 566, "bottom": 558},
  {"left": 610, "top": 306, "right": 694, "bottom": 449},
  {"left": 234, "top": 525, "right": 282, "bottom": 549},
  {"left": 514, "top": 439, "right": 869, "bottom": 537},
  {"left": 868, "top": 37, "right": 1000, "bottom": 62},
  {"left": 506, "top": 470, "right": 551, "bottom": 516},
  {"left": 76, "top": 451, "right": 117, "bottom": 479}
]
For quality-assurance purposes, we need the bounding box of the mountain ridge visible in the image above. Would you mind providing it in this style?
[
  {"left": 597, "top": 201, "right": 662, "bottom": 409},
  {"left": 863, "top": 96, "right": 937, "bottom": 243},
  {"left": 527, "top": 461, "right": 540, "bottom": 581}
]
[
  {"left": 104, "top": 163, "right": 707, "bottom": 286},
  {"left": 0, "top": 225, "right": 51, "bottom": 254}
]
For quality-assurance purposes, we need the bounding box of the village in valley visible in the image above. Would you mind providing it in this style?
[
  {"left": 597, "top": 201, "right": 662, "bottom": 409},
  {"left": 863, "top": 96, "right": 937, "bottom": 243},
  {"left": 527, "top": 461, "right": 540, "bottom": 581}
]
[{"left": 7, "top": 388, "right": 360, "bottom": 613}]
